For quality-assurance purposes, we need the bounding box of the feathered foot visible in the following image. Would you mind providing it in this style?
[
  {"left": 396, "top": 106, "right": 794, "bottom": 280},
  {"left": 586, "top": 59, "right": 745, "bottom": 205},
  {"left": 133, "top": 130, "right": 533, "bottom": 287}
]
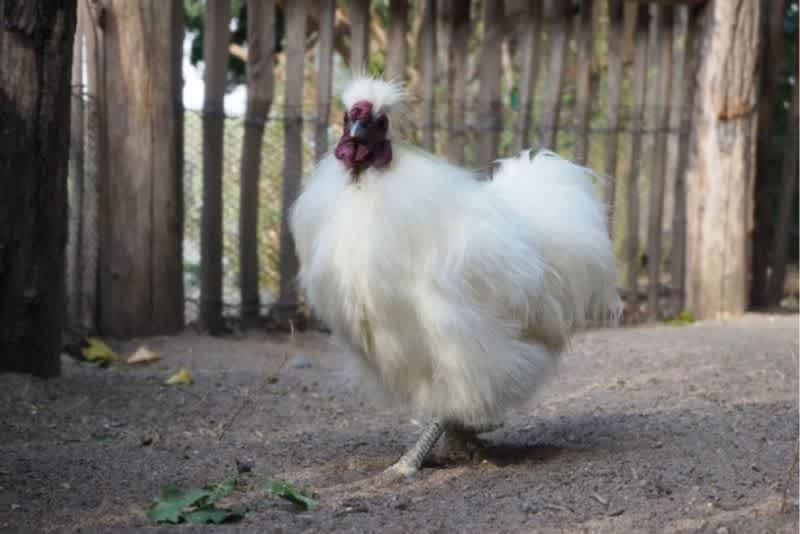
[
  {"left": 384, "top": 420, "right": 445, "bottom": 478},
  {"left": 440, "top": 421, "right": 500, "bottom": 464}
]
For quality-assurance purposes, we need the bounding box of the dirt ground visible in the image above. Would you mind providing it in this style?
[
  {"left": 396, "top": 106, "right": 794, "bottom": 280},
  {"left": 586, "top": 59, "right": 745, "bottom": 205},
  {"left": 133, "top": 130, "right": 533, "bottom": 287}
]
[{"left": 0, "top": 314, "right": 797, "bottom": 533}]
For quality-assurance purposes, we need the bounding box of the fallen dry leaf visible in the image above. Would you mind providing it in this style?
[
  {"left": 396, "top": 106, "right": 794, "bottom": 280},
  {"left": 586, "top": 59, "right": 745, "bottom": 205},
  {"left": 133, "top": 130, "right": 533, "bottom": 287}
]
[{"left": 127, "top": 346, "right": 161, "bottom": 365}]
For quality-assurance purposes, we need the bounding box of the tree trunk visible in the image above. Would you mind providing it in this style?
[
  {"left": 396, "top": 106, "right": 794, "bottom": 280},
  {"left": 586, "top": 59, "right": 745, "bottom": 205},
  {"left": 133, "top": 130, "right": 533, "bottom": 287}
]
[
  {"left": 750, "top": 0, "right": 787, "bottom": 307},
  {"left": 573, "top": 0, "right": 594, "bottom": 165},
  {"left": 0, "top": 0, "right": 77, "bottom": 377},
  {"left": 685, "top": 0, "right": 761, "bottom": 319},
  {"left": 199, "top": 0, "right": 229, "bottom": 334},
  {"left": 315, "top": 0, "right": 334, "bottom": 161},
  {"left": 97, "top": 0, "right": 184, "bottom": 338},
  {"left": 446, "top": 0, "right": 470, "bottom": 164},
  {"left": 239, "top": 0, "right": 275, "bottom": 326},
  {"left": 513, "top": 0, "right": 542, "bottom": 153},
  {"left": 420, "top": 0, "right": 437, "bottom": 151},
  {"left": 350, "top": 0, "right": 370, "bottom": 73},
  {"left": 477, "top": 0, "right": 504, "bottom": 167},
  {"left": 386, "top": 0, "right": 407, "bottom": 81},
  {"left": 277, "top": 0, "right": 307, "bottom": 320},
  {"left": 646, "top": 5, "right": 674, "bottom": 320}
]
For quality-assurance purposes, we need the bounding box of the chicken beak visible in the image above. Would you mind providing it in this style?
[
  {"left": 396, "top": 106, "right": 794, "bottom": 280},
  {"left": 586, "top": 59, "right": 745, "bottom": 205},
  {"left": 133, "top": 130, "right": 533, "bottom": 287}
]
[{"left": 350, "top": 120, "right": 368, "bottom": 140}]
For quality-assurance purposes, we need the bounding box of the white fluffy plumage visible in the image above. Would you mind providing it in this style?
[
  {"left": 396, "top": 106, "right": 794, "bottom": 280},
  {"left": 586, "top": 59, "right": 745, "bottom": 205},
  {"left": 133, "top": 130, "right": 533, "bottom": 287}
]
[{"left": 290, "top": 78, "right": 621, "bottom": 429}]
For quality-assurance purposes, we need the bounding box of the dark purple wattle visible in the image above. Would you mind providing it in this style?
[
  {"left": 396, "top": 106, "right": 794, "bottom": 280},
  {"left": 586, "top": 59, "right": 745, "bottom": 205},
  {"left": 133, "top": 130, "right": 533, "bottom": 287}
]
[{"left": 334, "top": 101, "right": 392, "bottom": 176}]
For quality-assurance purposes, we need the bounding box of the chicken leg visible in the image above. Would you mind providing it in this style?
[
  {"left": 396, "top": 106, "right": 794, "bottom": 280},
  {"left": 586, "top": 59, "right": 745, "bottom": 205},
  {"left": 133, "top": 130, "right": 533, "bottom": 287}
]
[{"left": 384, "top": 420, "right": 445, "bottom": 477}]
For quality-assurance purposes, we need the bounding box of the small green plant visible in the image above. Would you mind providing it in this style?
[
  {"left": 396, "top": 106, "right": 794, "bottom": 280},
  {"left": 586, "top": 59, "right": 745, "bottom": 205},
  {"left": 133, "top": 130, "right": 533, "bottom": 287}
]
[
  {"left": 148, "top": 477, "right": 247, "bottom": 524},
  {"left": 666, "top": 310, "right": 695, "bottom": 326},
  {"left": 265, "top": 478, "right": 319, "bottom": 511}
]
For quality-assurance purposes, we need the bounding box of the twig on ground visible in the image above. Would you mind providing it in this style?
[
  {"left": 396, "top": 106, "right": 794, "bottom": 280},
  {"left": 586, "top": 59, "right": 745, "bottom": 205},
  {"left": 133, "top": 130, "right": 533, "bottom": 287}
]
[
  {"left": 780, "top": 435, "right": 799, "bottom": 513},
  {"left": 217, "top": 350, "right": 291, "bottom": 441}
]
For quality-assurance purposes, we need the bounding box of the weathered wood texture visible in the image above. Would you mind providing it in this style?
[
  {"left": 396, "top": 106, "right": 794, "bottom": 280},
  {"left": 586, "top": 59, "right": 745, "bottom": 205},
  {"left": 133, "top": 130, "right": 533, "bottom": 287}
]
[
  {"left": 513, "top": 0, "right": 542, "bottom": 153},
  {"left": 200, "top": 0, "right": 229, "bottom": 334},
  {"left": 573, "top": 0, "right": 595, "bottom": 165},
  {"left": 446, "top": 0, "right": 470, "bottom": 164},
  {"left": 646, "top": 5, "right": 674, "bottom": 320},
  {"left": 0, "top": 0, "right": 77, "bottom": 376},
  {"left": 239, "top": 0, "right": 276, "bottom": 325},
  {"left": 315, "top": 0, "right": 334, "bottom": 161},
  {"left": 751, "top": 0, "right": 788, "bottom": 307},
  {"left": 350, "top": 0, "right": 370, "bottom": 73},
  {"left": 277, "top": 0, "right": 308, "bottom": 314},
  {"left": 386, "top": 0, "right": 407, "bottom": 80},
  {"left": 420, "top": 0, "right": 437, "bottom": 151},
  {"left": 99, "top": 0, "right": 184, "bottom": 337},
  {"left": 476, "top": 0, "right": 504, "bottom": 166},
  {"left": 625, "top": 4, "right": 650, "bottom": 292},
  {"left": 685, "top": 0, "right": 761, "bottom": 319},
  {"left": 671, "top": 4, "right": 701, "bottom": 312},
  {"left": 540, "top": 1, "right": 572, "bottom": 150},
  {"left": 67, "top": 11, "right": 85, "bottom": 333},
  {"left": 603, "top": 0, "right": 625, "bottom": 225}
]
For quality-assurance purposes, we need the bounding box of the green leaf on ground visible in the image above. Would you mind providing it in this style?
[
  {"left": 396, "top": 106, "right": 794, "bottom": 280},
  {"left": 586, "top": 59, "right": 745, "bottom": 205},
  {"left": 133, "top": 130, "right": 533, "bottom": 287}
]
[
  {"left": 165, "top": 368, "right": 193, "bottom": 385},
  {"left": 265, "top": 478, "right": 318, "bottom": 511},
  {"left": 81, "top": 337, "right": 118, "bottom": 365},
  {"left": 666, "top": 310, "right": 695, "bottom": 326},
  {"left": 147, "top": 476, "right": 245, "bottom": 524}
]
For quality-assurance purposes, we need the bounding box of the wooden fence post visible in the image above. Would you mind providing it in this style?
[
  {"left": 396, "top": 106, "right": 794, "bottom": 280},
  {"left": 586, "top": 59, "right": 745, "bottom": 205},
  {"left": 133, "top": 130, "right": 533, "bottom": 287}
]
[
  {"left": 239, "top": 0, "right": 275, "bottom": 326},
  {"left": 350, "top": 0, "right": 370, "bottom": 73},
  {"left": 277, "top": 0, "right": 308, "bottom": 321},
  {"left": 603, "top": 0, "right": 625, "bottom": 230},
  {"left": 540, "top": 1, "right": 572, "bottom": 151},
  {"left": 477, "top": 0, "right": 504, "bottom": 167},
  {"left": 446, "top": 0, "right": 470, "bottom": 164},
  {"left": 646, "top": 5, "right": 674, "bottom": 320},
  {"left": 386, "top": 0, "right": 407, "bottom": 81},
  {"left": 625, "top": 4, "right": 650, "bottom": 298},
  {"left": 315, "top": 0, "right": 335, "bottom": 161},
  {"left": 574, "top": 0, "right": 594, "bottom": 165},
  {"left": 513, "top": 0, "right": 543, "bottom": 153},
  {"left": 200, "top": 0, "right": 230, "bottom": 334},
  {"left": 420, "top": 0, "right": 437, "bottom": 152},
  {"left": 685, "top": 0, "right": 761, "bottom": 319}
]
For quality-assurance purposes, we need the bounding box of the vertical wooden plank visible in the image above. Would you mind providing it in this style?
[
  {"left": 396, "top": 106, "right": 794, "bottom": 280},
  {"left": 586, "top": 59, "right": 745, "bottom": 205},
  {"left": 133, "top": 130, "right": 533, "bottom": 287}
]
[
  {"left": 512, "top": 0, "right": 543, "bottom": 153},
  {"left": 446, "top": 0, "right": 470, "bottom": 164},
  {"left": 574, "top": 0, "right": 594, "bottom": 165},
  {"left": 199, "top": 0, "right": 230, "bottom": 334},
  {"left": 350, "top": 0, "right": 370, "bottom": 73},
  {"left": 540, "top": 1, "right": 572, "bottom": 150},
  {"left": 277, "top": 0, "right": 308, "bottom": 318},
  {"left": 768, "top": 84, "right": 799, "bottom": 304},
  {"left": 477, "top": 0, "right": 504, "bottom": 166},
  {"left": 625, "top": 4, "right": 650, "bottom": 296},
  {"left": 386, "top": 0, "right": 407, "bottom": 81},
  {"left": 671, "top": 4, "right": 701, "bottom": 313},
  {"left": 751, "top": 0, "right": 789, "bottom": 306},
  {"left": 67, "top": 12, "right": 85, "bottom": 333},
  {"left": 315, "top": 0, "right": 334, "bottom": 161},
  {"left": 420, "top": 0, "right": 437, "bottom": 151},
  {"left": 604, "top": 0, "right": 625, "bottom": 230},
  {"left": 646, "top": 5, "right": 674, "bottom": 320},
  {"left": 239, "top": 0, "right": 276, "bottom": 325},
  {"left": 685, "top": 0, "right": 761, "bottom": 320}
]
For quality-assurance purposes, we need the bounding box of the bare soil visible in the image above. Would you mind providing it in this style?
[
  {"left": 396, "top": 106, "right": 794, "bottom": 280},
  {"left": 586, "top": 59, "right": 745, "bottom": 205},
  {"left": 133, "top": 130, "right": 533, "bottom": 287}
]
[{"left": 1, "top": 314, "right": 798, "bottom": 533}]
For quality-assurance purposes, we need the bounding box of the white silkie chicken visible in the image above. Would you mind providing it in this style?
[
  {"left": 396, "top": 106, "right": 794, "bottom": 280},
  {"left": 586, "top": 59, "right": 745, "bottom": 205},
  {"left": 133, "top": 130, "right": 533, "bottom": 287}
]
[{"left": 290, "top": 77, "right": 621, "bottom": 476}]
